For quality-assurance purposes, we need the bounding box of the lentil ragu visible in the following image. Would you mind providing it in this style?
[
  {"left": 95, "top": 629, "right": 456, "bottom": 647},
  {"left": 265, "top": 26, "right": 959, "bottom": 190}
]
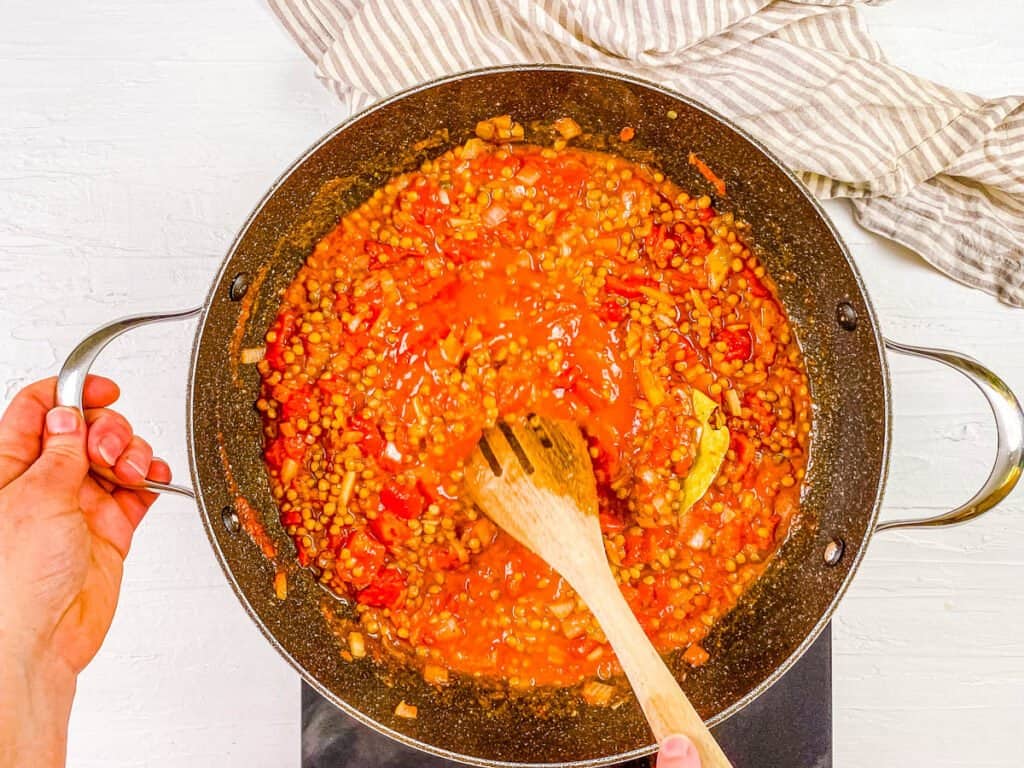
[{"left": 254, "top": 116, "right": 811, "bottom": 697}]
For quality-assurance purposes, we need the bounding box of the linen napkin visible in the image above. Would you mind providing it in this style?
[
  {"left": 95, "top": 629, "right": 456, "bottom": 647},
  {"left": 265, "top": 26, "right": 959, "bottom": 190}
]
[{"left": 269, "top": 0, "right": 1024, "bottom": 307}]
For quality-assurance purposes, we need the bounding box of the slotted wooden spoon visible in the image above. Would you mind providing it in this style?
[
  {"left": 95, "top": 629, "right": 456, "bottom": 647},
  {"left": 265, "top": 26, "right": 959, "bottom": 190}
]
[{"left": 465, "top": 416, "right": 733, "bottom": 768}]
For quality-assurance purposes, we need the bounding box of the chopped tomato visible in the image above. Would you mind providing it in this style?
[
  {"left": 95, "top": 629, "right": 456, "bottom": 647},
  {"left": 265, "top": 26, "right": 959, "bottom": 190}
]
[
  {"left": 643, "top": 224, "right": 666, "bottom": 256},
  {"left": 279, "top": 389, "right": 313, "bottom": 420},
  {"left": 427, "top": 545, "right": 461, "bottom": 571},
  {"left": 743, "top": 269, "right": 770, "bottom": 298},
  {"left": 717, "top": 328, "right": 753, "bottom": 362},
  {"left": 342, "top": 529, "right": 386, "bottom": 588},
  {"left": 599, "top": 512, "right": 626, "bottom": 534},
  {"left": 729, "top": 433, "right": 755, "bottom": 483},
  {"left": 264, "top": 434, "right": 305, "bottom": 470},
  {"left": 604, "top": 274, "right": 647, "bottom": 298},
  {"left": 624, "top": 530, "right": 654, "bottom": 566},
  {"left": 357, "top": 568, "right": 406, "bottom": 608},
  {"left": 370, "top": 512, "right": 412, "bottom": 545},
  {"left": 598, "top": 299, "right": 628, "bottom": 323},
  {"left": 379, "top": 483, "right": 425, "bottom": 520},
  {"left": 348, "top": 414, "right": 386, "bottom": 457},
  {"left": 265, "top": 311, "right": 296, "bottom": 371}
]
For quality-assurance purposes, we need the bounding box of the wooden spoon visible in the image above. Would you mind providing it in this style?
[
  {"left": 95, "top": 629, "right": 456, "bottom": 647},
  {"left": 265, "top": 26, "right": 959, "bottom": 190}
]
[{"left": 465, "top": 416, "right": 733, "bottom": 768}]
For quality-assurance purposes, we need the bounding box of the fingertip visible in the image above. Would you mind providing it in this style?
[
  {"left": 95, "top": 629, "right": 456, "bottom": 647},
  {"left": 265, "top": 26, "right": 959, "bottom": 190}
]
[
  {"left": 148, "top": 458, "right": 172, "bottom": 484},
  {"left": 113, "top": 435, "right": 153, "bottom": 484},
  {"left": 82, "top": 375, "right": 120, "bottom": 408},
  {"left": 658, "top": 735, "right": 700, "bottom": 768},
  {"left": 45, "top": 406, "right": 84, "bottom": 436},
  {"left": 86, "top": 409, "right": 132, "bottom": 468}
]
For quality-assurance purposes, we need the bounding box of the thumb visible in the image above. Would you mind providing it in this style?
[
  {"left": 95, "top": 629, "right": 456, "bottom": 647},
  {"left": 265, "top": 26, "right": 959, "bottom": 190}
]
[
  {"left": 657, "top": 735, "right": 702, "bottom": 768},
  {"left": 24, "top": 407, "right": 89, "bottom": 501}
]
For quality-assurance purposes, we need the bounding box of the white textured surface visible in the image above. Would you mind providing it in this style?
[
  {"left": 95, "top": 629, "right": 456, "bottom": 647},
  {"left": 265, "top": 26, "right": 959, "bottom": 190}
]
[{"left": 0, "top": 2, "right": 1021, "bottom": 766}]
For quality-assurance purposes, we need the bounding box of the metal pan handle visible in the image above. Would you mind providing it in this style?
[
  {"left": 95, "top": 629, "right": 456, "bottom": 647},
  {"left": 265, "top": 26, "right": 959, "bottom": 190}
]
[
  {"left": 56, "top": 307, "right": 204, "bottom": 500},
  {"left": 876, "top": 339, "right": 1024, "bottom": 533}
]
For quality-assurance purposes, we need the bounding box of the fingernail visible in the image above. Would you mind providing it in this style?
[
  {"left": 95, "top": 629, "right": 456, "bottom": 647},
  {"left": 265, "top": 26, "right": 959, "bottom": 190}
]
[
  {"left": 97, "top": 434, "right": 124, "bottom": 465},
  {"left": 125, "top": 457, "right": 147, "bottom": 478},
  {"left": 660, "top": 736, "right": 697, "bottom": 759},
  {"left": 46, "top": 407, "right": 81, "bottom": 435}
]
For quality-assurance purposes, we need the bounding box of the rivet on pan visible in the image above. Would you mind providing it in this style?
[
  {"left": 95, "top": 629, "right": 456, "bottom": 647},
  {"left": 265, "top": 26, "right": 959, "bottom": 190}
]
[
  {"left": 221, "top": 505, "right": 241, "bottom": 533},
  {"left": 835, "top": 302, "right": 858, "bottom": 331},
  {"left": 823, "top": 538, "right": 845, "bottom": 566},
  {"left": 229, "top": 273, "right": 250, "bottom": 301}
]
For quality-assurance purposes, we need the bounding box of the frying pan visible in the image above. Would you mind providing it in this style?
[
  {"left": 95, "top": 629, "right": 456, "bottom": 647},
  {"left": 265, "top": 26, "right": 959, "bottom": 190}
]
[{"left": 55, "top": 66, "right": 1024, "bottom": 766}]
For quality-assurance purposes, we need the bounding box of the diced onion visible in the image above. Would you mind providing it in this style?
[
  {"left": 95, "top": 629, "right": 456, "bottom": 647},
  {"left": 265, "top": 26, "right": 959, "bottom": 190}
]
[
  {"left": 581, "top": 680, "right": 615, "bottom": 706},
  {"left": 516, "top": 166, "right": 541, "bottom": 185},
  {"left": 553, "top": 117, "right": 582, "bottom": 140},
  {"left": 339, "top": 470, "right": 357, "bottom": 506},
  {"left": 423, "top": 664, "right": 449, "bottom": 685},
  {"left": 548, "top": 600, "right": 574, "bottom": 620},
  {"left": 280, "top": 457, "right": 299, "bottom": 485},
  {"left": 240, "top": 346, "right": 265, "bottom": 364},
  {"left": 725, "top": 389, "right": 743, "bottom": 416},
  {"left": 688, "top": 527, "right": 707, "bottom": 550},
  {"left": 683, "top": 643, "right": 711, "bottom": 667},
  {"left": 394, "top": 701, "right": 418, "bottom": 719},
  {"left": 482, "top": 204, "right": 507, "bottom": 227},
  {"left": 348, "top": 631, "right": 366, "bottom": 659},
  {"left": 706, "top": 242, "right": 732, "bottom": 291}
]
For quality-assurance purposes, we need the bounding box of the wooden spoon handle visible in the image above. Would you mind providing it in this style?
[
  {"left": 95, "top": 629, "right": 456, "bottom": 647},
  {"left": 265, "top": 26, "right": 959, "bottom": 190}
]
[{"left": 579, "top": 569, "right": 733, "bottom": 768}]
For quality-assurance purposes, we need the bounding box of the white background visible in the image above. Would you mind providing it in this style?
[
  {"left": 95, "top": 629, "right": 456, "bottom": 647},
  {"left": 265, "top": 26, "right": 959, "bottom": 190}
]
[{"left": 1, "top": 2, "right": 1022, "bottom": 766}]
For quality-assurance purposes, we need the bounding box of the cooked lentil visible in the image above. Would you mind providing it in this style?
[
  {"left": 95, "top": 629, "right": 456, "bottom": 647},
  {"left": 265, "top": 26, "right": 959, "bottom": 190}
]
[{"left": 256, "top": 117, "right": 811, "bottom": 690}]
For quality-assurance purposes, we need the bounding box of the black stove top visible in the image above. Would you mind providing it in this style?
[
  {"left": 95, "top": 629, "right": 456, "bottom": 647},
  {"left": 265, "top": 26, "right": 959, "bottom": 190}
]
[{"left": 302, "top": 626, "right": 831, "bottom": 768}]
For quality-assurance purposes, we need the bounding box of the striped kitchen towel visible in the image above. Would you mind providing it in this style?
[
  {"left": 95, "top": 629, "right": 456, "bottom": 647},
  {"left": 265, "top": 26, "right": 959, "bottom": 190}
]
[{"left": 269, "top": 0, "right": 1024, "bottom": 307}]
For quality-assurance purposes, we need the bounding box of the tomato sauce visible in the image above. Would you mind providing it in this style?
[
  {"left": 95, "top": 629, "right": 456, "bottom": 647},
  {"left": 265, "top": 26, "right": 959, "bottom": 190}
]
[{"left": 255, "top": 117, "right": 811, "bottom": 691}]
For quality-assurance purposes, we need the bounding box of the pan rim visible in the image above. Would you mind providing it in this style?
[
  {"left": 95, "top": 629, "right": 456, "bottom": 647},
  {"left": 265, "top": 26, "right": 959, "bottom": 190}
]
[{"left": 186, "top": 63, "right": 892, "bottom": 767}]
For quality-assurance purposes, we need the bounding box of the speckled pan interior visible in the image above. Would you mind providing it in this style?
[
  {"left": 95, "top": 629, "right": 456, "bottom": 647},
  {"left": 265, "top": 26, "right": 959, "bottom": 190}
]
[{"left": 186, "top": 66, "right": 889, "bottom": 767}]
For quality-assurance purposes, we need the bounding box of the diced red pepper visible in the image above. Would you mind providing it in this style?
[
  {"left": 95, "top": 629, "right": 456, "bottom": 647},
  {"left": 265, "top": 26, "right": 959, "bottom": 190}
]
[
  {"left": 598, "top": 299, "right": 628, "bottom": 323},
  {"left": 348, "top": 414, "right": 386, "bottom": 457},
  {"left": 265, "top": 310, "right": 296, "bottom": 371},
  {"left": 717, "top": 328, "right": 753, "bottom": 362},
  {"left": 635, "top": 579, "right": 656, "bottom": 607},
  {"left": 280, "top": 389, "right": 313, "bottom": 421},
  {"left": 316, "top": 375, "right": 346, "bottom": 396},
  {"left": 673, "top": 454, "right": 695, "bottom": 476},
  {"left": 369, "top": 511, "right": 412, "bottom": 545},
  {"left": 604, "top": 274, "right": 646, "bottom": 299},
  {"left": 742, "top": 269, "right": 770, "bottom": 298},
  {"left": 729, "top": 433, "right": 756, "bottom": 484},
  {"left": 379, "top": 483, "right": 425, "bottom": 520},
  {"left": 599, "top": 512, "right": 626, "bottom": 534},
  {"left": 569, "top": 636, "right": 599, "bottom": 658},
  {"left": 264, "top": 434, "right": 306, "bottom": 470},
  {"left": 343, "top": 529, "right": 386, "bottom": 588},
  {"left": 624, "top": 530, "right": 655, "bottom": 566},
  {"left": 643, "top": 224, "right": 667, "bottom": 257},
  {"left": 327, "top": 529, "right": 349, "bottom": 551},
  {"left": 427, "top": 545, "right": 461, "bottom": 571},
  {"left": 357, "top": 568, "right": 406, "bottom": 608},
  {"left": 663, "top": 267, "right": 700, "bottom": 293},
  {"left": 364, "top": 239, "right": 418, "bottom": 264}
]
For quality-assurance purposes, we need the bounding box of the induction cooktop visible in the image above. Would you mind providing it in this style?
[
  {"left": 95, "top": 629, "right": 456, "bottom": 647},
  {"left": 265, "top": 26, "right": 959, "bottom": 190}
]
[{"left": 301, "top": 626, "right": 832, "bottom": 767}]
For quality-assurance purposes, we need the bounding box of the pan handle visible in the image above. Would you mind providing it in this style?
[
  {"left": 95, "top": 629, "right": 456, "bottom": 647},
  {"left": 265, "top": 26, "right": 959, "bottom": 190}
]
[
  {"left": 56, "top": 307, "right": 204, "bottom": 500},
  {"left": 875, "top": 339, "right": 1024, "bottom": 533}
]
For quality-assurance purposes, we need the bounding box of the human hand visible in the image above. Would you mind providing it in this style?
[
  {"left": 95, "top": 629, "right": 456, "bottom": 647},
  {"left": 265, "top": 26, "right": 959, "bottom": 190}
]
[
  {"left": 0, "top": 376, "right": 169, "bottom": 767},
  {"left": 656, "top": 735, "right": 702, "bottom": 768}
]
